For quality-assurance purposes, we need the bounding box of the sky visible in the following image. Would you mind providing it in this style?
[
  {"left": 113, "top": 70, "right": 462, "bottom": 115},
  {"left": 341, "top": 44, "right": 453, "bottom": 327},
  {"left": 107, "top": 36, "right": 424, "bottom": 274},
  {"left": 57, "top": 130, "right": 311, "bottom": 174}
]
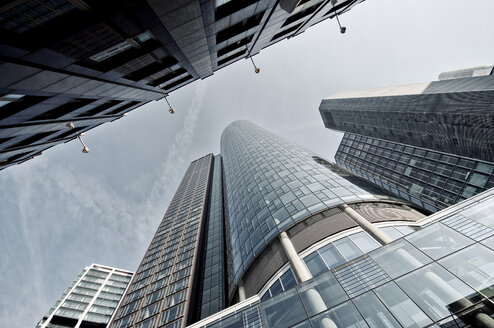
[{"left": 1, "top": 0, "right": 494, "bottom": 327}]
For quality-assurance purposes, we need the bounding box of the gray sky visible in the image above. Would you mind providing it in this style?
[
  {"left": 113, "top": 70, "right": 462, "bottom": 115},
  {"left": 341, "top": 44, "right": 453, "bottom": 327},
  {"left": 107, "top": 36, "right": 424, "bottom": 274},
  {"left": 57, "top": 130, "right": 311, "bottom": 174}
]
[{"left": 1, "top": 0, "right": 494, "bottom": 327}]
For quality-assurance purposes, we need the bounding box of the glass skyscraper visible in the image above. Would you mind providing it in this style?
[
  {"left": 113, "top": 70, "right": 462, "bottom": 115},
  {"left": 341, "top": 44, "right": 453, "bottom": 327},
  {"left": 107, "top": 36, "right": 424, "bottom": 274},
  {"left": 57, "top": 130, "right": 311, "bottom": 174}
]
[
  {"left": 335, "top": 132, "right": 494, "bottom": 213},
  {"left": 108, "top": 120, "right": 448, "bottom": 328},
  {"left": 37, "top": 264, "right": 133, "bottom": 328},
  {"left": 319, "top": 66, "right": 494, "bottom": 213},
  {"left": 319, "top": 66, "right": 494, "bottom": 162}
]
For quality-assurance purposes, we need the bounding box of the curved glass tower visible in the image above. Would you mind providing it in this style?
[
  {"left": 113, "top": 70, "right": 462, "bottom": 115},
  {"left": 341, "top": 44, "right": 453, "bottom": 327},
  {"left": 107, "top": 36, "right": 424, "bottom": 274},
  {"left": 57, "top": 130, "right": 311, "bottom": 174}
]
[{"left": 220, "top": 121, "right": 423, "bottom": 300}]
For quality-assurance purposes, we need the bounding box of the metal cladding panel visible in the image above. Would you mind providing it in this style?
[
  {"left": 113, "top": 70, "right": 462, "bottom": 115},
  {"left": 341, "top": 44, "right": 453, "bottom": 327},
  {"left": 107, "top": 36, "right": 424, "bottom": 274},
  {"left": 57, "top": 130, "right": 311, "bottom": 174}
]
[
  {"left": 350, "top": 203, "right": 421, "bottom": 223},
  {"left": 288, "top": 209, "right": 358, "bottom": 253},
  {"left": 241, "top": 238, "right": 287, "bottom": 298}
]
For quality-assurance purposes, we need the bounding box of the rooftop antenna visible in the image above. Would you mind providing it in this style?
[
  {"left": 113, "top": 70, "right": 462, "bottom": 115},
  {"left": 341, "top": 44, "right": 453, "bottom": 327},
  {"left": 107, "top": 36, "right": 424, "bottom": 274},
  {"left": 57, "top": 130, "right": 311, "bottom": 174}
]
[{"left": 331, "top": 0, "right": 346, "bottom": 34}]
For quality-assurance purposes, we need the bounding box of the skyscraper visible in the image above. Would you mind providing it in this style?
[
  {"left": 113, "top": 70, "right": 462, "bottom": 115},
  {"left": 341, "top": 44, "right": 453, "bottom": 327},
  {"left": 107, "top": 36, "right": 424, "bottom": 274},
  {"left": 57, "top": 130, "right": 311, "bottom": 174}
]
[
  {"left": 334, "top": 132, "right": 494, "bottom": 213},
  {"left": 0, "top": 0, "right": 365, "bottom": 170},
  {"left": 319, "top": 66, "right": 494, "bottom": 212},
  {"left": 110, "top": 121, "right": 431, "bottom": 328},
  {"left": 319, "top": 66, "right": 494, "bottom": 162},
  {"left": 37, "top": 264, "right": 133, "bottom": 328}
]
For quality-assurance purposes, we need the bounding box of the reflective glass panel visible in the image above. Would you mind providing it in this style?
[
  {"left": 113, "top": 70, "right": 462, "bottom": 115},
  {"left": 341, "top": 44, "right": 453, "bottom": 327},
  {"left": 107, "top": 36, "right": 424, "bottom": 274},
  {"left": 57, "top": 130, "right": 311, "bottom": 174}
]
[
  {"left": 405, "top": 223, "right": 473, "bottom": 260},
  {"left": 280, "top": 269, "right": 297, "bottom": 290},
  {"left": 262, "top": 288, "right": 307, "bottom": 328},
  {"left": 289, "top": 320, "right": 312, "bottom": 328},
  {"left": 318, "top": 243, "right": 345, "bottom": 269},
  {"left": 304, "top": 252, "right": 328, "bottom": 277},
  {"left": 396, "top": 263, "right": 477, "bottom": 321},
  {"left": 220, "top": 312, "right": 243, "bottom": 328},
  {"left": 375, "top": 282, "right": 432, "bottom": 328},
  {"left": 395, "top": 226, "right": 414, "bottom": 235},
  {"left": 353, "top": 291, "right": 401, "bottom": 328},
  {"left": 482, "top": 235, "right": 494, "bottom": 250},
  {"left": 310, "top": 301, "right": 368, "bottom": 328},
  {"left": 297, "top": 271, "right": 348, "bottom": 316},
  {"left": 269, "top": 279, "right": 283, "bottom": 297},
  {"left": 379, "top": 227, "right": 403, "bottom": 241},
  {"left": 349, "top": 232, "right": 380, "bottom": 253},
  {"left": 439, "top": 244, "right": 494, "bottom": 297},
  {"left": 460, "top": 198, "right": 494, "bottom": 229},
  {"left": 370, "top": 239, "right": 431, "bottom": 279},
  {"left": 333, "top": 237, "right": 363, "bottom": 261}
]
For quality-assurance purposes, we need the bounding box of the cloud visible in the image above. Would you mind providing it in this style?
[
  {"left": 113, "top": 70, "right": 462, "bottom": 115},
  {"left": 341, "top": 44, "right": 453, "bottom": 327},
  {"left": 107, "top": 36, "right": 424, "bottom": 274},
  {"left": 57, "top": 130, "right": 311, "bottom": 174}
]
[{"left": 0, "top": 81, "right": 207, "bottom": 328}]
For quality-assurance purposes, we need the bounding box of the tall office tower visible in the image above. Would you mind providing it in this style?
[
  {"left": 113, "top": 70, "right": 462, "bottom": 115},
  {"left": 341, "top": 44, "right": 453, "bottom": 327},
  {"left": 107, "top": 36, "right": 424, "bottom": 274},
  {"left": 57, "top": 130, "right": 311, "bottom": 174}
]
[
  {"left": 319, "top": 65, "right": 494, "bottom": 162},
  {"left": 318, "top": 65, "right": 494, "bottom": 213},
  {"left": 0, "top": 0, "right": 364, "bottom": 170},
  {"left": 111, "top": 154, "right": 217, "bottom": 328},
  {"left": 110, "top": 120, "right": 428, "bottom": 328},
  {"left": 335, "top": 133, "right": 494, "bottom": 213},
  {"left": 37, "top": 264, "right": 133, "bottom": 328}
]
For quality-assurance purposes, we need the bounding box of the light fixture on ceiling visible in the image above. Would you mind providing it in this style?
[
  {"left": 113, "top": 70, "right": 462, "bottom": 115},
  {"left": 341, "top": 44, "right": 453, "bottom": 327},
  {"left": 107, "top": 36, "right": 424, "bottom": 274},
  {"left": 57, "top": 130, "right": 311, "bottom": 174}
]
[
  {"left": 78, "top": 134, "right": 90, "bottom": 153},
  {"left": 250, "top": 56, "right": 260, "bottom": 74},
  {"left": 331, "top": 0, "right": 346, "bottom": 34},
  {"left": 159, "top": 86, "right": 175, "bottom": 114},
  {"left": 67, "top": 122, "right": 90, "bottom": 153}
]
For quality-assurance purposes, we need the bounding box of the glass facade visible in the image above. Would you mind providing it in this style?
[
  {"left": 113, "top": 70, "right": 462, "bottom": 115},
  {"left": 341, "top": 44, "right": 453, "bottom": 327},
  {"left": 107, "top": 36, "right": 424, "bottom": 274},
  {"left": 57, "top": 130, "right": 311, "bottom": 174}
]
[
  {"left": 37, "top": 264, "right": 132, "bottom": 328},
  {"left": 198, "top": 155, "right": 227, "bottom": 319},
  {"left": 335, "top": 132, "right": 494, "bottom": 212},
  {"left": 186, "top": 189, "right": 494, "bottom": 328},
  {"left": 260, "top": 225, "right": 414, "bottom": 301},
  {"left": 111, "top": 155, "right": 214, "bottom": 328},
  {"left": 220, "top": 121, "right": 402, "bottom": 286},
  {"left": 319, "top": 72, "right": 494, "bottom": 162}
]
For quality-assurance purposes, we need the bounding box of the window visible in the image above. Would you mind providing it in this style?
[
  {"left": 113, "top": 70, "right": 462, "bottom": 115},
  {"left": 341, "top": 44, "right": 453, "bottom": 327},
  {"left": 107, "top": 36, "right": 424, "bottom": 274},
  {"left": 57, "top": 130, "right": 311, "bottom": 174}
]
[
  {"left": 0, "top": 94, "right": 24, "bottom": 107},
  {"left": 405, "top": 223, "right": 473, "bottom": 260},
  {"left": 396, "top": 263, "right": 477, "bottom": 321},
  {"left": 89, "top": 32, "right": 154, "bottom": 62},
  {"left": 28, "top": 98, "right": 96, "bottom": 121},
  {"left": 298, "top": 272, "right": 348, "bottom": 316}
]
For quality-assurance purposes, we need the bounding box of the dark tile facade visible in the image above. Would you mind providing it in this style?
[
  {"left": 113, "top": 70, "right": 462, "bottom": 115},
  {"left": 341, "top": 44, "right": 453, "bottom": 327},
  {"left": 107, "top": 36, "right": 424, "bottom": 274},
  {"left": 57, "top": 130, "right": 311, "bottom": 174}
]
[{"left": 1, "top": 0, "right": 364, "bottom": 169}]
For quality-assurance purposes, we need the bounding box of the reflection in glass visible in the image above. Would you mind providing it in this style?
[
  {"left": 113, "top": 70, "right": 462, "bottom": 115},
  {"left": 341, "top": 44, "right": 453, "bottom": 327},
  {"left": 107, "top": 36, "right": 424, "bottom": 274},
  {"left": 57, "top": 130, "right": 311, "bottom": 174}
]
[
  {"left": 374, "top": 282, "right": 432, "bottom": 328},
  {"left": 261, "top": 288, "right": 307, "bottom": 328},
  {"left": 439, "top": 244, "right": 494, "bottom": 298},
  {"left": 349, "top": 232, "right": 380, "bottom": 253},
  {"left": 220, "top": 312, "right": 242, "bottom": 328},
  {"left": 280, "top": 269, "right": 297, "bottom": 290},
  {"left": 396, "top": 263, "right": 476, "bottom": 321},
  {"left": 304, "top": 252, "right": 328, "bottom": 277},
  {"left": 333, "top": 237, "right": 363, "bottom": 261},
  {"left": 318, "top": 244, "right": 345, "bottom": 269},
  {"left": 460, "top": 197, "right": 494, "bottom": 229},
  {"left": 405, "top": 223, "right": 473, "bottom": 259},
  {"left": 353, "top": 291, "right": 401, "bottom": 328},
  {"left": 379, "top": 227, "right": 404, "bottom": 241},
  {"left": 310, "top": 301, "right": 368, "bottom": 328},
  {"left": 482, "top": 235, "right": 494, "bottom": 250},
  {"left": 370, "top": 239, "right": 431, "bottom": 279},
  {"left": 269, "top": 279, "right": 283, "bottom": 297},
  {"left": 289, "top": 320, "right": 312, "bottom": 328},
  {"left": 297, "top": 271, "right": 348, "bottom": 316}
]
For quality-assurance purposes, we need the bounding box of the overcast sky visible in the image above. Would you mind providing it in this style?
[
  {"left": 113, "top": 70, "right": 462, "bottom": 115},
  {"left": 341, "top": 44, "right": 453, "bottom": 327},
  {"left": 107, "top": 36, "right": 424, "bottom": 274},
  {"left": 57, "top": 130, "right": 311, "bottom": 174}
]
[{"left": 1, "top": 0, "right": 494, "bottom": 327}]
